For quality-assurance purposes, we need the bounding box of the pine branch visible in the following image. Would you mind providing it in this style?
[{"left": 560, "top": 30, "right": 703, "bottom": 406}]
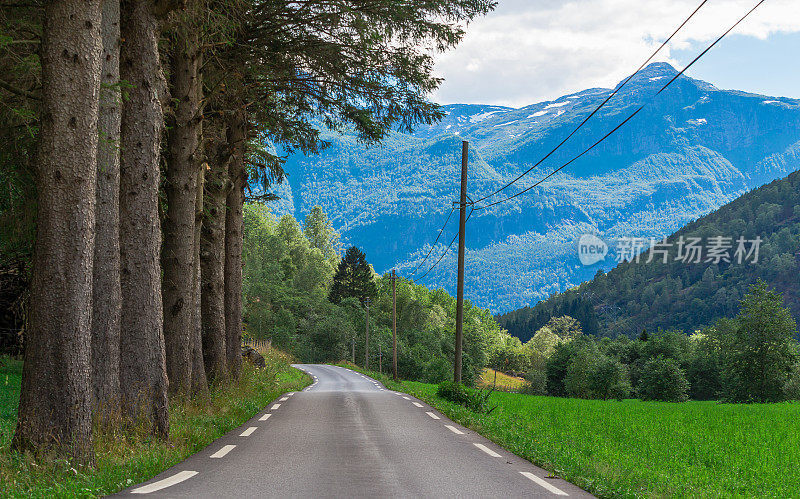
[{"left": 0, "top": 79, "right": 39, "bottom": 101}]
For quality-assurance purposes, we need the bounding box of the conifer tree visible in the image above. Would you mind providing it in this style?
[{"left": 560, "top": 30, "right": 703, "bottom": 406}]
[{"left": 329, "top": 246, "right": 376, "bottom": 305}]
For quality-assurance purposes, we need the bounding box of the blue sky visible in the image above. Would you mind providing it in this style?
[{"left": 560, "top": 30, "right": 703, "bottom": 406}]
[
  {"left": 673, "top": 31, "right": 800, "bottom": 99},
  {"left": 432, "top": 0, "right": 800, "bottom": 107}
]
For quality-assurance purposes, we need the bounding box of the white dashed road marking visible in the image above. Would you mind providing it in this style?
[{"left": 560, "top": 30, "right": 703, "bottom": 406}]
[
  {"left": 426, "top": 412, "right": 440, "bottom": 420},
  {"left": 279, "top": 397, "right": 288, "bottom": 401},
  {"left": 271, "top": 403, "right": 281, "bottom": 410},
  {"left": 445, "top": 425, "right": 464, "bottom": 434},
  {"left": 474, "top": 443, "right": 501, "bottom": 457},
  {"left": 210, "top": 445, "right": 236, "bottom": 459},
  {"left": 520, "top": 472, "right": 569, "bottom": 496},
  {"left": 402, "top": 396, "right": 411, "bottom": 400},
  {"left": 131, "top": 471, "right": 198, "bottom": 494},
  {"left": 259, "top": 413, "right": 271, "bottom": 421},
  {"left": 240, "top": 426, "right": 258, "bottom": 437},
  {"left": 288, "top": 392, "right": 295, "bottom": 396},
  {"left": 412, "top": 402, "right": 424, "bottom": 408}
]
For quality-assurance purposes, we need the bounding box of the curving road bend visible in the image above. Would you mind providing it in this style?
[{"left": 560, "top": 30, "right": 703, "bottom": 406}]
[{"left": 117, "top": 364, "right": 594, "bottom": 498}]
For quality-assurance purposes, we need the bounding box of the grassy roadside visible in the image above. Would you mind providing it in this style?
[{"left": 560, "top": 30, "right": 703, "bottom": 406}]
[
  {"left": 336, "top": 362, "right": 800, "bottom": 498},
  {"left": 1, "top": 351, "right": 311, "bottom": 498}
]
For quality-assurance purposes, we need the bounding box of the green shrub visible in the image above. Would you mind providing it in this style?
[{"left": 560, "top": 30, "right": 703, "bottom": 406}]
[
  {"left": 437, "top": 381, "right": 492, "bottom": 413},
  {"left": 546, "top": 341, "right": 577, "bottom": 396},
  {"left": 686, "top": 342, "right": 722, "bottom": 401},
  {"left": 564, "top": 348, "right": 630, "bottom": 401},
  {"left": 637, "top": 356, "right": 689, "bottom": 402},
  {"left": 521, "top": 368, "right": 547, "bottom": 395},
  {"left": 785, "top": 363, "right": 800, "bottom": 401},
  {"left": 423, "top": 357, "right": 451, "bottom": 384},
  {"left": 590, "top": 355, "right": 631, "bottom": 401}
]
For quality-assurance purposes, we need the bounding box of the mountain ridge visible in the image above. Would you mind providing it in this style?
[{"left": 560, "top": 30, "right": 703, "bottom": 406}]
[{"left": 269, "top": 62, "right": 800, "bottom": 313}]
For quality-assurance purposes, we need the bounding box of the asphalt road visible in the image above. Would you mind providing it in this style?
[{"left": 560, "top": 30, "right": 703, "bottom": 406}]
[{"left": 117, "top": 364, "right": 594, "bottom": 498}]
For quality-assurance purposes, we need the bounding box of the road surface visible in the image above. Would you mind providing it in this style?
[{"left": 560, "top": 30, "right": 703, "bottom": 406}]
[{"left": 118, "top": 364, "right": 593, "bottom": 498}]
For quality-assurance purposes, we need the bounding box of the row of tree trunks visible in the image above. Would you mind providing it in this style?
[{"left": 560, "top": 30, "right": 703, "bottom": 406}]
[
  {"left": 92, "top": 0, "right": 122, "bottom": 416},
  {"left": 119, "top": 0, "right": 169, "bottom": 438},
  {"left": 13, "top": 0, "right": 103, "bottom": 461},
  {"left": 162, "top": 6, "right": 202, "bottom": 395},
  {"left": 224, "top": 110, "right": 246, "bottom": 380},
  {"left": 201, "top": 136, "right": 230, "bottom": 384},
  {"left": 191, "top": 162, "right": 209, "bottom": 393}
]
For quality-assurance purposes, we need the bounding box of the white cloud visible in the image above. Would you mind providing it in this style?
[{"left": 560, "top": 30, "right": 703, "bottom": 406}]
[{"left": 432, "top": 0, "right": 800, "bottom": 107}]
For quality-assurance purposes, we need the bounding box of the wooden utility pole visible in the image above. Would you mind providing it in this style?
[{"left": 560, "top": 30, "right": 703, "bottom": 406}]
[
  {"left": 391, "top": 268, "right": 398, "bottom": 381},
  {"left": 364, "top": 297, "right": 370, "bottom": 370},
  {"left": 351, "top": 337, "right": 355, "bottom": 364},
  {"left": 454, "top": 141, "right": 469, "bottom": 384}
]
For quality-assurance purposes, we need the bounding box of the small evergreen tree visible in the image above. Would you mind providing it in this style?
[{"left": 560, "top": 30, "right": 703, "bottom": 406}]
[{"left": 328, "top": 246, "right": 377, "bottom": 305}]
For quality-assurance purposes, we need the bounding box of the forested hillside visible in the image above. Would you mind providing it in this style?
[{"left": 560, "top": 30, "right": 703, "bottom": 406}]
[
  {"left": 272, "top": 63, "right": 800, "bottom": 312},
  {"left": 497, "top": 169, "right": 800, "bottom": 341}
]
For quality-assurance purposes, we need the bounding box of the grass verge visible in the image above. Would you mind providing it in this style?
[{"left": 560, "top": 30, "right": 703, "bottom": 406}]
[
  {"left": 1, "top": 351, "right": 311, "bottom": 498},
  {"left": 336, "top": 362, "right": 800, "bottom": 498}
]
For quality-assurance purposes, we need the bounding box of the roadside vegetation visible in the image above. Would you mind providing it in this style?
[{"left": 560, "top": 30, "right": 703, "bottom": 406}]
[
  {"left": 0, "top": 350, "right": 309, "bottom": 498},
  {"left": 242, "top": 203, "right": 513, "bottom": 386}
]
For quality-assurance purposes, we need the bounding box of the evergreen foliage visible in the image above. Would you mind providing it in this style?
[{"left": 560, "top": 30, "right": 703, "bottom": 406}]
[{"left": 328, "top": 246, "right": 377, "bottom": 305}]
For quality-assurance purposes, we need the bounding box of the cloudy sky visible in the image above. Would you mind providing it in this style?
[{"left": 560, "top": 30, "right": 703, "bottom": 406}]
[{"left": 432, "top": 0, "right": 800, "bottom": 107}]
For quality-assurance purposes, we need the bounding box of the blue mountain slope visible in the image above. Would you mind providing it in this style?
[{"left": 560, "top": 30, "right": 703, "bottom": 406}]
[{"left": 271, "top": 63, "right": 800, "bottom": 313}]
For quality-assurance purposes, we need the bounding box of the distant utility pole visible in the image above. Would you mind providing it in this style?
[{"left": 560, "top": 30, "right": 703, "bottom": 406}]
[
  {"left": 364, "top": 297, "right": 370, "bottom": 370},
  {"left": 351, "top": 337, "right": 355, "bottom": 364},
  {"left": 390, "top": 268, "right": 398, "bottom": 381},
  {"left": 454, "top": 141, "right": 469, "bottom": 384},
  {"left": 378, "top": 344, "right": 382, "bottom": 374}
]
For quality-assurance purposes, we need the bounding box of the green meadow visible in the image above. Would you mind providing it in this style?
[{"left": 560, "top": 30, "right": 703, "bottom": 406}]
[{"left": 346, "top": 364, "right": 800, "bottom": 498}]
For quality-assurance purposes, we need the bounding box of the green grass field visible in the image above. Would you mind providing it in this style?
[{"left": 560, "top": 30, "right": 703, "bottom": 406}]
[
  {"left": 339, "top": 363, "right": 800, "bottom": 498},
  {"left": 0, "top": 353, "right": 311, "bottom": 498}
]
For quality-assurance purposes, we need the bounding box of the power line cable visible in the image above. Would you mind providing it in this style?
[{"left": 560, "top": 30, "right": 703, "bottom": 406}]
[
  {"left": 471, "top": 0, "right": 709, "bottom": 205},
  {"left": 415, "top": 206, "right": 474, "bottom": 282},
  {"left": 475, "top": 0, "right": 766, "bottom": 212},
  {"left": 408, "top": 204, "right": 456, "bottom": 277}
]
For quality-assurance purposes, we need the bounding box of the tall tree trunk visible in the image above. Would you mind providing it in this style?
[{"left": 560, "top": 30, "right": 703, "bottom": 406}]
[
  {"left": 92, "top": 0, "right": 122, "bottom": 416},
  {"left": 224, "top": 110, "right": 246, "bottom": 379},
  {"left": 191, "top": 163, "right": 208, "bottom": 393},
  {"left": 119, "top": 0, "right": 169, "bottom": 438},
  {"left": 162, "top": 10, "right": 201, "bottom": 395},
  {"left": 13, "top": 0, "right": 102, "bottom": 461},
  {"left": 201, "top": 141, "right": 229, "bottom": 383}
]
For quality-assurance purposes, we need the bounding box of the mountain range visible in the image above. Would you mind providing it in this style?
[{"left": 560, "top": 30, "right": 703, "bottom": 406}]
[{"left": 268, "top": 62, "right": 800, "bottom": 313}]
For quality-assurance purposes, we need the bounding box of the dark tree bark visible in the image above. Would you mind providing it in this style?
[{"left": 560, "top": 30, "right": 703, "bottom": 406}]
[
  {"left": 201, "top": 138, "right": 229, "bottom": 384},
  {"left": 92, "top": 0, "right": 122, "bottom": 416},
  {"left": 162, "top": 8, "right": 202, "bottom": 395},
  {"left": 119, "top": 0, "right": 169, "bottom": 439},
  {"left": 13, "top": 0, "right": 103, "bottom": 461},
  {"left": 191, "top": 162, "right": 208, "bottom": 393},
  {"left": 224, "top": 110, "right": 246, "bottom": 379}
]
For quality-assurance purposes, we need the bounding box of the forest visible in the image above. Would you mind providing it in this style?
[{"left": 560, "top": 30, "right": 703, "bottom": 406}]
[
  {"left": 498, "top": 169, "right": 800, "bottom": 340},
  {"left": 242, "top": 204, "right": 511, "bottom": 386},
  {"left": 0, "top": 0, "right": 496, "bottom": 463}
]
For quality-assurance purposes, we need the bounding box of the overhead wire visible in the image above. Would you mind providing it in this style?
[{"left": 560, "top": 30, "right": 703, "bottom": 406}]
[
  {"left": 414, "top": 205, "right": 474, "bottom": 282},
  {"left": 474, "top": 0, "right": 766, "bottom": 211},
  {"left": 408, "top": 204, "right": 457, "bottom": 277},
  {"left": 471, "top": 0, "right": 710, "bottom": 205}
]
